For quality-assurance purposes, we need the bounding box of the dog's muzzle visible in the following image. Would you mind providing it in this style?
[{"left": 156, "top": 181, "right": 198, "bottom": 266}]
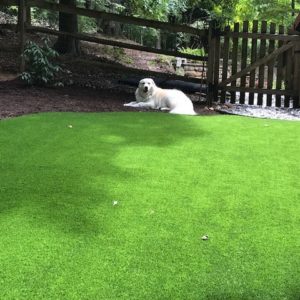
[{"left": 143, "top": 86, "right": 148, "bottom": 93}]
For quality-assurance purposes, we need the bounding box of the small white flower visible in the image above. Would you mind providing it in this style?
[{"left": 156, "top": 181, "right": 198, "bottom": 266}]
[
  {"left": 113, "top": 201, "right": 118, "bottom": 206},
  {"left": 68, "top": 125, "right": 73, "bottom": 128},
  {"left": 201, "top": 235, "right": 209, "bottom": 241}
]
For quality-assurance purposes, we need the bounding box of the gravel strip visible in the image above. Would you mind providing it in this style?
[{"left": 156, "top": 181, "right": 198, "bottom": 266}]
[{"left": 217, "top": 104, "right": 300, "bottom": 121}]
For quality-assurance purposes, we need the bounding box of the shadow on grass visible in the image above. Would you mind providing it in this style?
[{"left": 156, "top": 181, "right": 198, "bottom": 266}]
[{"left": 0, "top": 112, "right": 207, "bottom": 235}]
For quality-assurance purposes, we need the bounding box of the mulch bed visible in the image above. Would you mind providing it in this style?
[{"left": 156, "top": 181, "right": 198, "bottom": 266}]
[
  {"left": 0, "top": 78, "right": 217, "bottom": 120},
  {"left": 0, "top": 28, "right": 217, "bottom": 120}
]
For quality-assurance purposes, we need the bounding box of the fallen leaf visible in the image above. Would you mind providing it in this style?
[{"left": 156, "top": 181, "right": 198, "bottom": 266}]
[{"left": 201, "top": 235, "right": 209, "bottom": 241}]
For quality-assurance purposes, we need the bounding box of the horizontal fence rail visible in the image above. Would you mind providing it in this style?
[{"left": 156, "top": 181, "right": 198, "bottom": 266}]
[
  {"left": 27, "top": 0, "right": 207, "bottom": 36},
  {"left": 0, "top": 0, "right": 18, "bottom": 5},
  {"left": 0, "top": 0, "right": 207, "bottom": 36},
  {"left": 224, "top": 31, "right": 300, "bottom": 42},
  {"left": 26, "top": 25, "right": 208, "bottom": 61}
]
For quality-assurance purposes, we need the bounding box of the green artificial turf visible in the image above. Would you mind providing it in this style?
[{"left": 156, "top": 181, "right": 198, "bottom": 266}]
[{"left": 0, "top": 112, "right": 299, "bottom": 299}]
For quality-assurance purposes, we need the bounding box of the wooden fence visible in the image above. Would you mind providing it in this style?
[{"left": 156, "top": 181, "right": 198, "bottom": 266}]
[
  {"left": 1, "top": 0, "right": 300, "bottom": 108},
  {"left": 0, "top": 0, "right": 208, "bottom": 82},
  {"left": 209, "top": 20, "right": 300, "bottom": 108}
]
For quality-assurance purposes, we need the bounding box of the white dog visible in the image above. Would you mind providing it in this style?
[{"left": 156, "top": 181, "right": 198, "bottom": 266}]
[{"left": 124, "top": 78, "right": 197, "bottom": 115}]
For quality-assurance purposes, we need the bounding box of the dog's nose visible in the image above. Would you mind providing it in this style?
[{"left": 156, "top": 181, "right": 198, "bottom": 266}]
[{"left": 144, "top": 86, "right": 148, "bottom": 92}]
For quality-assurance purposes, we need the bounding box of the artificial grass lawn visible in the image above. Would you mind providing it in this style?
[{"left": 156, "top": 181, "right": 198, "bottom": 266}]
[{"left": 0, "top": 112, "right": 299, "bottom": 299}]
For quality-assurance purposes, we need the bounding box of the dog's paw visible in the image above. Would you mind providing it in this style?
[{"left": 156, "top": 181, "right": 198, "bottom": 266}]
[{"left": 124, "top": 102, "right": 138, "bottom": 107}]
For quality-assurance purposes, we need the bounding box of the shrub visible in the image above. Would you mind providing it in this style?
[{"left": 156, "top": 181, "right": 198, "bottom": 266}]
[
  {"left": 21, "top": 38, "right": 62, "bottom": 86},
  {"left": 178, "top": 47, "right": 206, "bottom": 57}
]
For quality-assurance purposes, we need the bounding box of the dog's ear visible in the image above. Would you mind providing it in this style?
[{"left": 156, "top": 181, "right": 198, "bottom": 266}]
[
  {"left": 148, "top": 79, "right": 156, "bottom": 87},
  {"left": 138, "top": 80, "right": 143, "bottom": 88}
]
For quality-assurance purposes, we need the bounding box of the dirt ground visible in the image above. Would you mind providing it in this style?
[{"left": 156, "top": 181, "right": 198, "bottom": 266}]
[
  {"left": 0, "top": 77, "right": 217, "bottom": 119},
  {"left": 0, "top": 29, "right": 217, "bottom": 120}
]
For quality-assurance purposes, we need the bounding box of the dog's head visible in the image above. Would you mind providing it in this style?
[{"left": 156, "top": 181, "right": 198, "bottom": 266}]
[{"left": 138, "top": 78, "right": 156, "bottom": 95}]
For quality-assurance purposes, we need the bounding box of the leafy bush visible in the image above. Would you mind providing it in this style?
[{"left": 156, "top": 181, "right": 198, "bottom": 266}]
[
  {"left": 32, "top": 8, "right": 58, "bottom": 28},
  {"left": 21, "top": 38, "right": 62, "bottom": 86},
  {"left": 78, "top": 16, "right": 97, "bottom": 33},
  {"left": 179, "top": 47, "right": 206, "bottom": 57}
]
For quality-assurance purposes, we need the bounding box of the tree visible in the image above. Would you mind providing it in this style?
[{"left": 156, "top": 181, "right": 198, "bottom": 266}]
[
  {"left": 233, "top": 0, "right": 297, "bottom": 27},
  {"left": 54, "top": 0, "right": 81, "bottom": 55},
  {"left": 96, "top": 0, "right": 125, "bottom": 36}
]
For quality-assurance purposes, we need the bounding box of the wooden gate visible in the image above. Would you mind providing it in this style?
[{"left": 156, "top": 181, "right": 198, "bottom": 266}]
[{"left": 207, "top": 20, "right": 300, "bottom": 108}]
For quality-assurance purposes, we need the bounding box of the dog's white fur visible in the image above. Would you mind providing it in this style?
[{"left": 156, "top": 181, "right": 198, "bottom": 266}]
[{"left": 124, "top": 78, "right": 197, "bottom": 115}]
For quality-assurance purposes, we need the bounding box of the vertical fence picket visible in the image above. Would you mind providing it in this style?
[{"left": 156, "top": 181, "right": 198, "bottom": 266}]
[
  {"left": 284, "top": 47, "right": 293, "bottom": 107},
  {"left": 19, "top": 0, "right": 26, "bottom": 72},
  {"left": 239, "top": 21, "right": 249, "bottom": 104},
  {"left": 266, "top": 23, "right": 276, "bottom": 106},
  {"left": 293, "top": 42, "right": 300, "bottom": 108},
  {"left": 207, "top": 21, "right": 216, "bottom": 106},
  {"left": 220, "top": 26, "right": 230, "bottom": 103},
  {"left": 213, "top": 32, "right": 221, "bottom": 102},
  {"left": 230, "top": 23, "right": 239, "bottom": 103},
  {"left": 257, "top": 21, "right": 267, "bottom": 105},
  {"left": 249, "top": 20, "right": 258, "bottom": 105},
  {"left": 275, "top": 25, "right": 285, "bottom": 107}
]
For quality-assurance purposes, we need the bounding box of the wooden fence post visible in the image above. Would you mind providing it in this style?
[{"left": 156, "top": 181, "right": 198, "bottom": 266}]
[
  {"left": 230, "top": 23, "right": 239, "bottom": 104},
  {"left": 220, "top": 25, "right": 230, "bottom": 103},
  {"left": 249, "top": 20, "right": 258, "bottom": 105},
  {"left": 213, "top": 27, "right": 221, "bottom": 102},
  {"left": 266, "top": 23, "right": 276, "bottom": 107},
  {"left": 19, "top": 0, "right": 26, "bottom": 72},
  {"left": 275, "top": 25, "right": 285, "bottom": 107},
  {"left": 207, "top": 20, "right": 216, "bottom": 106},
  {"left": 26, "top": 6, "right": 31, "bottom": 26},
  {"left": 239, "top": 20, "right": 249, "bottom": 104},
  {"left": 293, "top": 41, "right": 300, "bottom": 108}
]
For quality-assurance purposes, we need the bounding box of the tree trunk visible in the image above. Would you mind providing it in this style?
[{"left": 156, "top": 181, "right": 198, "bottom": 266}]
[
  {"left": 98, "top": 19, "right": 122, "bottom": 36},
  {"left": 96, "top": 0, "right": 123, "bottom": 36},
  {"left": 54, "top": 0, "right": 81, "bottom": 55},
  {"left": 292, "top": 0, "right": 295, "bottom": 16},
  {"left": 85, "top": 0, "right": 91, "bottom": 9},
  {"left": 26, "top": 7, "right": 31, "bottom": 26},
  {"left": 156, "top": 30, "right": 161, "bottom": 49}
]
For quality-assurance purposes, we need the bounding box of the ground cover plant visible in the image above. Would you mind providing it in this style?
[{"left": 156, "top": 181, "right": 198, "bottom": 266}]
[{"left": 0, "top": 112, "right": 299, "bottom": 299}]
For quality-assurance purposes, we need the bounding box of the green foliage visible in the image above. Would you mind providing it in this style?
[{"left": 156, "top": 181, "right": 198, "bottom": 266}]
[
  {"left": 127, "top": 0, "right": 187, "bottom": 21},
  {"left": 78, "top": 16, "right": 97, "bottom": 33},
  {"left": 83, "top": 0, "right": 126, "bottom": 13},
  {"left": 179, "top": 47, "right": 206, "bottom": 56},
  {"left": 1, "top": 5, "right": 18, "bottom": 16},
  {"left": 233, "top": 0, "right": 297, "bottom": 27},
  {"left": 123, "top": 25, "right": 159, "bottom": 47},
  {"left": 32, "top": 8, "right": 58, "bottom": 27},
  {"left": 21, "top": 38, "right": 62, "bottom": 86}
]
